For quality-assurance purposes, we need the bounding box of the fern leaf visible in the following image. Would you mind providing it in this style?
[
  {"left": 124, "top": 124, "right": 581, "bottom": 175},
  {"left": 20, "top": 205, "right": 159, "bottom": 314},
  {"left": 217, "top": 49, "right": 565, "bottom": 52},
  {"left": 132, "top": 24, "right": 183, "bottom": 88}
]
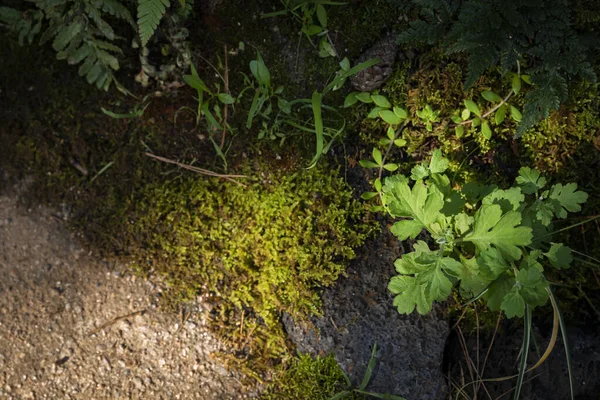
[
  {"left": 137, "top": 0, "right": 170, "bottom": 46},
  {"left": 101, "top": 0, "right": 135, "bottom": 28},
  {"left": 52, "top": 18, "right": 83, "bottom": 51}
]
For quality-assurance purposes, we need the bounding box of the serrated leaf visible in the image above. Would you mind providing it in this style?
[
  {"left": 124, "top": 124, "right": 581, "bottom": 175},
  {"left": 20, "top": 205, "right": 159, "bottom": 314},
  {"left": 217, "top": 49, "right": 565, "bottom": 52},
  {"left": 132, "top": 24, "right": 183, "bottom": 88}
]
[
  {"left": 390, "top": 220, "right": 424, "bottom": 240},
  {"left": 379, "top": 110, "right": 402, "bottom": 125},
  {"left": 516, "top": 167, "right": 546, "bottom": 194},
  {"left": 548, "top": 183, "right": 588, "bottom": 218},
  {"left": 481, "top": 90, "right": 502, "bottom": 102},
  {"left": 382, "top": 178, "right": 445, "bottom": 237},
  {"left": 482, "top": 187, "right": 525, "bottom": 212},
  {"left": 481, "top": 120, "right": 492, "bottom": 139},
  {"left": 389, "top": 276, "right": 431, "bottom": 314},
  {"left": 138, "top": 0, "right": 170, "bottom": 46},
  {"left": 393, "top": 106, "right": 408, "bottom": 119},
  {"left": 512, "top": 75, "right": 522, "bottom": 94},
  {"left": 485, "top": 273, "right": 515, "bottom": 311},
  {"left": 544, "top": 243, "right": 573, "bottom": 269},
  {"left": 510, "top": 105, "right": 522, "bottom": 122},
  {"left": 464, "top": 99, "right": 481, "bottom": 117},
  {"left": 410, "top": 164, "right": 429, "bottom": 181},
  {"left": 344, "top": 92, "right": 359, "bottom": 108},
  {"left": 454, "top": 213, "right": 473, "bottom": 235},
  {"left": 356, "top": 92, "right": 373, "bottom": 103},
  {"left": 464, "top": 204, "right": 533, "bottom": 261},
  {"left": 501, "top": 289, "right": 525, "bottom": 318},
  {"left": 533, "top": 201, "right": 554, "bottom": 226},
  {"left": 495, "top": 104, "right": 506, "bottom": 124},
  {"left": 477, "top": 247, "right": 509, "bottom": 279},
  {"left": 371, "top": 94, "right": 391, "bottom": 108},
  {"left": 429, "top": 149, "right": 449, "bottom": 174}
]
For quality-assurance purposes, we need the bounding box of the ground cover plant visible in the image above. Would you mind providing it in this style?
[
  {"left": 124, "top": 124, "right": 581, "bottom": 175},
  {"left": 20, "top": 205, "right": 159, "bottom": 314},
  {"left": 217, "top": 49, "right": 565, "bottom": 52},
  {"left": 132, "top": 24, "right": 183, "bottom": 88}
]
[{"left": 1, "top": 0, "right": 600, "bottom": 399}]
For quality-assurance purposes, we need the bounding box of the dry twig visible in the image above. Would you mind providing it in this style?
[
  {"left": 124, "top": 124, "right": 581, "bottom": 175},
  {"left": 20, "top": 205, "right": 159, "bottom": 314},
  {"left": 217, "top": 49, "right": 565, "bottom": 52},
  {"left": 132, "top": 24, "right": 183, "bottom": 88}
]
[{"left": 144, "top": 152, "right": 247, "bottom": 187}]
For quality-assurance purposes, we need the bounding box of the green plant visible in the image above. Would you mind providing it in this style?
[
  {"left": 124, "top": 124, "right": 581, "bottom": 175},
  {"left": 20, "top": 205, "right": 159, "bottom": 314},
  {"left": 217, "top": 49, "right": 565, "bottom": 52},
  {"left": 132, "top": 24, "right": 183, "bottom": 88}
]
[
  {"left": 180, "top": 62, "right": 235, "bottom": 167},
  {"left": 347, "top": 72, "right": 527, "bottom": 143},
  {"left": 262, "top": 0, "right": 345, "bottom": 58},
  {"left": 248, "top": 56, "right": 379, "bottom": 166},
  {"left": 374, "top": 152, "right": 588, "bottom": 317},
  {"left": 398, "top": 0, "right": 598, "bottom": 137},
  {"left": 329, "top": 344, "right": 406, "bottom": 400},
  {"left": 0, "top": 0, "right": 135, "bottom": 90},
  {"left": 0, "top": 0, "right": 192, "bottom": 91},
  {"left": 240, "top": 51, "right": 292, "bottom": 138},
  {"left": 127, "top": 162, "right": 372, "bottom": 373},
  {"left": 264, "top": 353, "right": 349, "bottom": 400}
]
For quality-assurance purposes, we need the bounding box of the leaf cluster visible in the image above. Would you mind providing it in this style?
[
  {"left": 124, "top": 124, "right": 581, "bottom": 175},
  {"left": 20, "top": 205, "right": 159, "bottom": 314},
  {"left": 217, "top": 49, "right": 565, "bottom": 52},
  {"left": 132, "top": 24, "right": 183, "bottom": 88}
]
[
  {"left": 379, "top": 151, "right": 588, "bottom": 318},
  {"left": 0, "top": 0, "right": 135, "bottom": 90},
  {"left": 399, "top": 0, "right": 598, "bottom": 137}
]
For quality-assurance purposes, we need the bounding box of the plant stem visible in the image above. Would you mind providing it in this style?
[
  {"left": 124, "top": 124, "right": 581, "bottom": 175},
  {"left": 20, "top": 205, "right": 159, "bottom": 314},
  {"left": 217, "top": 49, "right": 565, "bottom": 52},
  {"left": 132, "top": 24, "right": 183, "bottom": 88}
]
[{"left": 455, "top": 91, "right": 513, "bottom": 127}]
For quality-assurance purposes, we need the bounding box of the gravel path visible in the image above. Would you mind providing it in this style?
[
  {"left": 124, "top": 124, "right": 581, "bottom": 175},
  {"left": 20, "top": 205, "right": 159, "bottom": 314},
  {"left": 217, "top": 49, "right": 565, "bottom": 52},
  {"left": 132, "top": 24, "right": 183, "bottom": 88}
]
[{"left": 0, "top": 193, "right": 257, "bottom": 399}]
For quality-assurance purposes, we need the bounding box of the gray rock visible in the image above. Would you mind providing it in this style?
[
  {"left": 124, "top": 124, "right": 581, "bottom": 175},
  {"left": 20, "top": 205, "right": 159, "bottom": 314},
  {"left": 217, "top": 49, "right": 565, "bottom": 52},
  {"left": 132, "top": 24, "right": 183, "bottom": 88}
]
[
  {"left": 284, "top": 227, "right": 449, "bottom": 400},
  {"left": 350, "top": 33, "right": 399, "bottom": 92}
]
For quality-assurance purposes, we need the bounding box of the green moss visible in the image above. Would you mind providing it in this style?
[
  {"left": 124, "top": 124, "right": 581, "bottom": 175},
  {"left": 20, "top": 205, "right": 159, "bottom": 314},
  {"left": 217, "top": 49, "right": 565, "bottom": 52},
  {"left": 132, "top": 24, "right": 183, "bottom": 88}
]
[
  {"left": 124, "top": 161, "right": 373, "bottom": 373},
  {"left": 263, "top": 353, "right": 352, "bottom": 400}
]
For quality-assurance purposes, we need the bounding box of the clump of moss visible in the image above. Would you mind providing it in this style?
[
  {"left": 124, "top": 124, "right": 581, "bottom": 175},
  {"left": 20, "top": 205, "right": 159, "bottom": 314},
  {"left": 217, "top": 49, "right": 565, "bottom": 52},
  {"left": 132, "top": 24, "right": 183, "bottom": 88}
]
[
  {"left": 125, "top": 161, "right": 373, "bottom": 372},
  {"left": 263, "top": 353, "right": 351, "bottom": 400}
]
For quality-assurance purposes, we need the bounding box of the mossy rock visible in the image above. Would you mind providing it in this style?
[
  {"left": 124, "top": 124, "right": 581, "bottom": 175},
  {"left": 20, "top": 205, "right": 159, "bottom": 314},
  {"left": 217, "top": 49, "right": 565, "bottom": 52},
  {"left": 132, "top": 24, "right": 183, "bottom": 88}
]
[{"left": 123, "top": 161, "right": 373, "bottom": 373}]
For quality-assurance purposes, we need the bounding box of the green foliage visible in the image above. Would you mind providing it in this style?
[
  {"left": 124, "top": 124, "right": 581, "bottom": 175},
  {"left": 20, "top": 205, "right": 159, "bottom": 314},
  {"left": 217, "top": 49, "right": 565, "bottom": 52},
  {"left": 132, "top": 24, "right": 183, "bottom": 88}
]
[
  {"left": 262, "top": 0, "right": 346, "bottom": 58},
  {"left": 0, "top": 0, "right": 190, "bottom": 90},
  {"left": 364, "top": 151, "right": 588, "bottom": 318},
  {"left": 137, "top": 0, "right": 169, "bottom": 46},
  {"left": 0, "top": 0, "right": 135, "bottom": 90},
  {"left": 127, "top": 162, "right": 372, "bottom": 368},
  {"left": 398, "top": 0, "right": 598, "bottom": 137},
  {"left": 327, "top": 344, "right": 406, "bottom": 400},
  {"left": 264, "top": 354, "right": 349, "bottom": 400}
]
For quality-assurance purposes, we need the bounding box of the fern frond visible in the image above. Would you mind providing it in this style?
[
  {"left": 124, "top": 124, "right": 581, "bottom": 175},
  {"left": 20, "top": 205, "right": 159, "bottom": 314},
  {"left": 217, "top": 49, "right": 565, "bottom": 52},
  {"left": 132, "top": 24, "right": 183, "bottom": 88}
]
[
  {"left": 137, "top": 0, "right": 170, "bottom": 46},
  {"left": 101, "top": 0, "right": 135, "bottom": 28}
]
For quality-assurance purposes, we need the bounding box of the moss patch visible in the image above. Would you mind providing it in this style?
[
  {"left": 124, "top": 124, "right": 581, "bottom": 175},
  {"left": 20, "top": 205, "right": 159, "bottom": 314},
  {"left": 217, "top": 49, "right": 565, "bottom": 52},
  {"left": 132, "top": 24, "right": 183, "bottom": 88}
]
[
  {"left": 263, "top": 353, "right": 351, "bottom": 400},
  {"left": 123, "top": 162, "right": 373, "bottom": 372}
]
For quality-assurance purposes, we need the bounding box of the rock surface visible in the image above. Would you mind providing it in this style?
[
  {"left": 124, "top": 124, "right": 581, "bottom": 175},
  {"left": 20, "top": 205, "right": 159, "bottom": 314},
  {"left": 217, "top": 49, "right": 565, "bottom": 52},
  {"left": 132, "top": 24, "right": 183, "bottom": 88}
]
[
  {"left": 0, "top": 190, "right": 257, "bottom": 399},
  {"left": 284, "top": 225, "right": 449, "bottom": 400},
  {"left": 350, "top": 33, "right": 399, "bottom": 92}
]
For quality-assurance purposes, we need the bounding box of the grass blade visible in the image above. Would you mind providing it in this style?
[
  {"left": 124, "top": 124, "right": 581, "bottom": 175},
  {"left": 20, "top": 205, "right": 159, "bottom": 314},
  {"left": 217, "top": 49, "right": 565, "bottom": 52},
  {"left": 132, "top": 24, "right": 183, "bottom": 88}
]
[
  {"left": 514, "top": 305, "right": 532, "bottom": 400},
  {"left": 308, "top": 91, "right": 324, "bottom": 168},
  {"left": 360, "top": 343, "right": 378, "bottom": 390},
  {"left": 548, "top": 286, "right": 574, "bottom": 400}
]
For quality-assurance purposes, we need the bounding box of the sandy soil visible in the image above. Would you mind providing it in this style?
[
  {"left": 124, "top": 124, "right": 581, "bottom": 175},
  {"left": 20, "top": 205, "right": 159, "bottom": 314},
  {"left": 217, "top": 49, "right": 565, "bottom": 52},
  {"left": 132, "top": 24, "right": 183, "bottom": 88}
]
[{"left": 0, "top": 192, "right": 257, "bottom": 399}]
